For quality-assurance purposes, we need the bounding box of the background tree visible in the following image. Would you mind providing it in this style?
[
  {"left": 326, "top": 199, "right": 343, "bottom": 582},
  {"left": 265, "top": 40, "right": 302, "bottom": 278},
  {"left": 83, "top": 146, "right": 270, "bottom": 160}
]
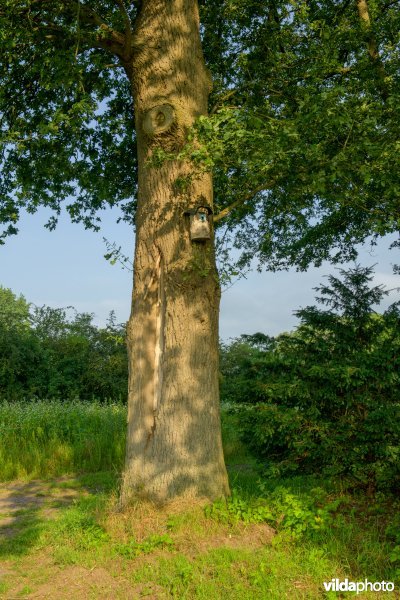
[
  {"left": 0, "top": 286, "right": 39, "bottom": 400},
  {"left": 30, "top": 306, "right": 128, "bottom": 400},
  {"left": 219, "top": 333, "right": 275, "bottom": 405},
  {"left": 1, "top": 1, "right": 399, "bottom": 501},
  {"left": 0, "top": 287, "right": 128, "bottom": 401},
  {"left": 223, "top": 266, "right": 400, "bottom": 493}
]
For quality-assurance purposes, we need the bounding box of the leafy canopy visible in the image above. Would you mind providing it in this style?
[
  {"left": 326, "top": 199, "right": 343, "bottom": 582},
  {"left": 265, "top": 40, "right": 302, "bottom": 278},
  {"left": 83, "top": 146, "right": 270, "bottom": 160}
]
[
  {"left": 1, "top": 1, "right": 399, "bottom": 270},
  {"left": 0, "top": 0, "right": 138, "bottom": 236}
]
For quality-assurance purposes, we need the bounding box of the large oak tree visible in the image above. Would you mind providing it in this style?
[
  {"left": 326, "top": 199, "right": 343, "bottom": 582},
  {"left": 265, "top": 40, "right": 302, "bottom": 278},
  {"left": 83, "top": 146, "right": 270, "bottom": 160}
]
[{"left": 1, "top": 0, "right": 399, "bottom": 502}]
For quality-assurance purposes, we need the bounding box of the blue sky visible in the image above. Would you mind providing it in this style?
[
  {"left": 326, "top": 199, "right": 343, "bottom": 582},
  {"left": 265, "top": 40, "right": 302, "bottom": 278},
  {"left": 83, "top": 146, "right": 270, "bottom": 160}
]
[{"left": 1, "top": 208, "right": 398, "bottom": 340}]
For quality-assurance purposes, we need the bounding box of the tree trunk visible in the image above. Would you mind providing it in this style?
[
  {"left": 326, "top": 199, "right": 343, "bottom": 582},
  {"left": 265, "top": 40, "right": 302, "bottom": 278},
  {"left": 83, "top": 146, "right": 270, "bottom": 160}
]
[{"left": 121, "top": 0, "right": 230, "bottom": 504}]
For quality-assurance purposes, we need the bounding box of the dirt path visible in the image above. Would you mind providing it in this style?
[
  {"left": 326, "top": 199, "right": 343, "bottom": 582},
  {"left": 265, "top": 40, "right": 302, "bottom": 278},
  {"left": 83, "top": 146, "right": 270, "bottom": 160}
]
[{"left": 0, "top": 478, "right": 84, "bottom": 539}]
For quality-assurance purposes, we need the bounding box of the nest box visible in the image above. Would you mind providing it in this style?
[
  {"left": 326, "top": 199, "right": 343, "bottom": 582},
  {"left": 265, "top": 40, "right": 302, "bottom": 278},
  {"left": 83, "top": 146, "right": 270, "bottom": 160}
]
[{"left": 184, "top": 205, "right": 213, "bottom": 242}]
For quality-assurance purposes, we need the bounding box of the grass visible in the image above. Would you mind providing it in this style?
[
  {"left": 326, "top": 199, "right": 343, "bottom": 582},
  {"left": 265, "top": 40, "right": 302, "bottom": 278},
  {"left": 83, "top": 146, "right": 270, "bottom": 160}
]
[
  {"left": 0, "top": 400, "right": 399, "bottom": 598},
  {"left": 0, "top": 399, "right": 125, "bottom": 480}
]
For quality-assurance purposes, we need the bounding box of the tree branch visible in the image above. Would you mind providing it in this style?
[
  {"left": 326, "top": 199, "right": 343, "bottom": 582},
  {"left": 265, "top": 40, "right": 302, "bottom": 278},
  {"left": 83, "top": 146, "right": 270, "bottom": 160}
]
[
  {"left": 213, "top": 183, "right": 269, "bottom": 223},
  {"left": 75, "top": 2, "right": 126, "bottom": 55},
  {"left": 114, "top": 0, "right": 133, "bottom": 59},
  {"left": 357, "top": 0, "right": 379, "bottom": 60},
  {"left": 210, "top": 89, "right": 237, "bottom": 114},
  {"left": 1, "top": 1, "right": 128, "bottom": 60},
  {"left": 356, "top": 0, "right": 389, "bottom": 100}
]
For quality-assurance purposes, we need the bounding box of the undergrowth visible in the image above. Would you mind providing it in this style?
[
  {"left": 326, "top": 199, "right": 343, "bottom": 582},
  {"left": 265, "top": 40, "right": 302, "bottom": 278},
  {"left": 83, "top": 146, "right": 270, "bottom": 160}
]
[{"left": 0, "top": 401, "right": 399, "bottom": 597}]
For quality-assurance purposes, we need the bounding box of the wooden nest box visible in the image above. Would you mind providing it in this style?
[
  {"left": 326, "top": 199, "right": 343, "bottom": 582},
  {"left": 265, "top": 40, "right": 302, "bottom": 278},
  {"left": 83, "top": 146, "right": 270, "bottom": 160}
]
[{"left": 184, "top": 205, "right": 213, "bottom": 242}]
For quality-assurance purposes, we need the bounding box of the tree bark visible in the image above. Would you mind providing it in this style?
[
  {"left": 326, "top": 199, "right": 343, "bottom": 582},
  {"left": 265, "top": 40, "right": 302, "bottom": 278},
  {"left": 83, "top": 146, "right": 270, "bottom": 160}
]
[{"left": 121, "top": 0, "right": 230, "bottom": 504}]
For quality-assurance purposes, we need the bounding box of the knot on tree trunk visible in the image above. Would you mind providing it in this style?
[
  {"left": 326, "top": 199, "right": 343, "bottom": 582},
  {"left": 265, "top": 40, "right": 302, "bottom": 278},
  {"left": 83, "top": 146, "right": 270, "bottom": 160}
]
[{"left": 143, "top": 103, "right": 176, "bottom": 136}]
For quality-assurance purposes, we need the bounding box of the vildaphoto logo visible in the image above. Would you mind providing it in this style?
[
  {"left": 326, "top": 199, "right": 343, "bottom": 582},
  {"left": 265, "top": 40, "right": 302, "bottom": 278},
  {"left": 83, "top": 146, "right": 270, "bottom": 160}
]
[{"left": 323, "top": 579, "right": 395, "bottom": 594}]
